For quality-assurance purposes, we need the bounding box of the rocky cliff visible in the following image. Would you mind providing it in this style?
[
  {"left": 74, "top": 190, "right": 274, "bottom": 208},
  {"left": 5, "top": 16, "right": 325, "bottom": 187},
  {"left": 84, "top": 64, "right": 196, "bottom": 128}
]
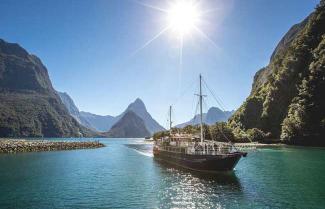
[
  {"left": 0, "top": 39, "right": 94, "bottom": 137},
  {"left": 229, "top": 1, "right": 325, "bottom": 145}
]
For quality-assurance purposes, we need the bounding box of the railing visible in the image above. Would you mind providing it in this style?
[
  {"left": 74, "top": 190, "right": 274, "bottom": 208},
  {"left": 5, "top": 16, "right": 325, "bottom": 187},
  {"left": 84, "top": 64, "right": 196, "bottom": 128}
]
[{"left": 158, "top": 144, "right": 236, "bottom": 155}]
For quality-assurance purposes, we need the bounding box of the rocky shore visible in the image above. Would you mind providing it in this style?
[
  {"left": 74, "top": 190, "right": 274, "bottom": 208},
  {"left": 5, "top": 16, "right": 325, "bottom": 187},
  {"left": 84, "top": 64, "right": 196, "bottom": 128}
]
[{"left": 0, "top": 139, "right": 105, "bottom": 153}]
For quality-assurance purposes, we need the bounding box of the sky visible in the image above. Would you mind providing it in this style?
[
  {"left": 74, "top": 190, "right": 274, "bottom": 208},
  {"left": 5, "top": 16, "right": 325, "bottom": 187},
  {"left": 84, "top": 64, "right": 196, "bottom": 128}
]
[{"left": 0, "top": 0, "right": 320, "bottom": 127}]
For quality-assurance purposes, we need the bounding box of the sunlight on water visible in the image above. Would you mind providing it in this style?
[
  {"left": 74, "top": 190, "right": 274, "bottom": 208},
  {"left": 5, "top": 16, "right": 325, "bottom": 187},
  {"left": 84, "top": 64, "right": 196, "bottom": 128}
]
[
  {"left": 155, "top": 164, "right": 237, "bottom": 209},
  {"left": 133, "top": 149, "right": 154, "bottom": 157},
  {"left": 0, "top": 139, "right": 324, "bottom": 209},
  {"left": 125, "top": 143, "right": 154, "bottom": 157}
]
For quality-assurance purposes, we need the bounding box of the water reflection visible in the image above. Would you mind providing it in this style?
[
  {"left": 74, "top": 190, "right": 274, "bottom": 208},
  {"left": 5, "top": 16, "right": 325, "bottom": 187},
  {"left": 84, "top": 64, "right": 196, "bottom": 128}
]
[
  {"left": 125, "top": 142, "right": 244, "bottom": 208},
  {"left": 154, "top": 159, "right": 241, "bottom": 186},
  {"left": 154, "top": 159, "right": 243, "bottom": 209}
]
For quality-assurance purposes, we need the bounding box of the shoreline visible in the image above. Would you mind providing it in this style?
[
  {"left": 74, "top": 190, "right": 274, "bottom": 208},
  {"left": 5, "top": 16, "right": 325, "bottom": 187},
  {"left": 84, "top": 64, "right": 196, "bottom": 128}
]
[{"left": 0, "top": 139, "right": 105, "bottom": 153}]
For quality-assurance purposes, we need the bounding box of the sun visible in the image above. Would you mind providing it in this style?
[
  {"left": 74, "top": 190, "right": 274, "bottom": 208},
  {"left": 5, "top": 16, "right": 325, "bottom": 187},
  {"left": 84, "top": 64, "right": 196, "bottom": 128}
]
[
  {"left": 167, "top": 1, "right": 200, "bottom": 38},
  {"left": 132, "top": 0, "right": 219, "bottom": 58}
]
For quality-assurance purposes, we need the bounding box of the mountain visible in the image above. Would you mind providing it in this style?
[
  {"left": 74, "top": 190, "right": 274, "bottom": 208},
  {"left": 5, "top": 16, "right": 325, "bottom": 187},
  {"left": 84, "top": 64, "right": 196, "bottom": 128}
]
[
  {"left": 206, "top": 107, "right": 234, "bottom": 124},
  {"left": 115, "top": 98, "right": 165, "bottom": 134},
  {"left": 79, "top": 111, "right": 115, "bottom": 132},
  {"left": 58, "top": 93, "right": 164, "bottom": 134},
  {"left": 177, "top": 107, "right": 234, "bottom": 128},
  {"left": 57, "top": 92, "right": 94, "bottom": 129},
  {"left": 0, "top": 39, "right": 94, "bottom": 137},
  {"left": 57, "top": 92, "right": 115, "bottom": 131},
  {"left": 229, "top": 1, "right": 325, "bottom": 145},
  {"left": 106, "top": 111, "right": 150, "bottom": 138}
]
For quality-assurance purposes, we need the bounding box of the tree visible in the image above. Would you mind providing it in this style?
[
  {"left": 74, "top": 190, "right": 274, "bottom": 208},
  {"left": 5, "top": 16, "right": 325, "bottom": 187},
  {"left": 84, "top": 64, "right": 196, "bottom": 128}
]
[
  {"left": 209, "top": 122, "right": 235, "bottom": 142},
  {"left": 246, "top": 128, "right": 266, "bottom": 142}
]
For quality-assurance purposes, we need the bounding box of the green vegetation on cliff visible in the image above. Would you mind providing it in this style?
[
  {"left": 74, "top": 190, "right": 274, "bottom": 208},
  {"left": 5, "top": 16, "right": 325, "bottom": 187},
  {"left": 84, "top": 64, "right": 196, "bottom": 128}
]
[
  {"left": 229, "top": 1, "right": 325, "bottom": 145},
  {"left": 0, "top": 39, "right": 95, "bottom": 137}
]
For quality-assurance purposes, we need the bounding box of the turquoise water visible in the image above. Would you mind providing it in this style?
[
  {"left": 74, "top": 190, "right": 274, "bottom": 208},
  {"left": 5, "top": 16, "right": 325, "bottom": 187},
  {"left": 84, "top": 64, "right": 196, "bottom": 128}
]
[{"left": 0, "top": 138, "right": 324, "bottom": 209}]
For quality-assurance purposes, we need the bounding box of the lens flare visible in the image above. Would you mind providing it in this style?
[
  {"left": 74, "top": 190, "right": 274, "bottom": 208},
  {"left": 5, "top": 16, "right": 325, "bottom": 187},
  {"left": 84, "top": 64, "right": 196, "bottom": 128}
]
[{"left": 167, "top": 1, "right": 200, "bottom": 38}]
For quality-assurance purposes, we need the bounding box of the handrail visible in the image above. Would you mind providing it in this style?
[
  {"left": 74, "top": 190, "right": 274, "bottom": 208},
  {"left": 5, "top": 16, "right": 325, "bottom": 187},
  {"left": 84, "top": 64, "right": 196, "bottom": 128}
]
[{"left": 158, "top": 145, "right": 235, "bottom": 156}]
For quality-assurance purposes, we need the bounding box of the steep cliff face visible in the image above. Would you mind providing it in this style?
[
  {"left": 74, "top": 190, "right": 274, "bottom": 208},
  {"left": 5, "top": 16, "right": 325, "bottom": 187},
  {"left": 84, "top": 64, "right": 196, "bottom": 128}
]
[
  {"left": 58, "top": 92, "right": 99, "bottom": 130},
  {"left": 229, "top": 2, "right": 325, "bottom": 145},
  {"left": 251, "top": 16, "right": 310, "bottom": 94},
  {"left": 0, "top": 39, "right": 93, "bottom": 137}
]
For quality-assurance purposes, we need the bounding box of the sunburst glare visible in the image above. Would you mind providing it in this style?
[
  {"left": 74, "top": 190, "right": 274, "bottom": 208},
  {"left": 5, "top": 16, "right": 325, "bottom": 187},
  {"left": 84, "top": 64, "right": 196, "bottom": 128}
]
[
  {"left": 132, "top": 0, "right": 220, "bottom": 69},
  {"left": 167, "top": 0, "right": 200, "bottom": 39},
  {"left": 133, "top": 0, "right": 220, "bottom": 53}
]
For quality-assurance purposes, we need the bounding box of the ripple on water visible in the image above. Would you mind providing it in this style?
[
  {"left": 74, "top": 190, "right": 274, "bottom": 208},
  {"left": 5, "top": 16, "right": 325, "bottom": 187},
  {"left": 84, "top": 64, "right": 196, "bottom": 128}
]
[{"left": 0, "top": 139, "right": 324, "bottom": 209}]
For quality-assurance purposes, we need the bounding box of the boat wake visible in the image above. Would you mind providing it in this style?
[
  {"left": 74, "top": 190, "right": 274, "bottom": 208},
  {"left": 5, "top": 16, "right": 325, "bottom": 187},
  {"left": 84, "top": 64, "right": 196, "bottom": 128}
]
[{"left": 125, "top": 144, "right": 153, "bottom": 157}]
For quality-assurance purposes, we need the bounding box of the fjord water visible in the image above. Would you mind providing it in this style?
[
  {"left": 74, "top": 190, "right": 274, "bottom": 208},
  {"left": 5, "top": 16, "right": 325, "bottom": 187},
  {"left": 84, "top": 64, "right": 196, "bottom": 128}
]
[{"left": 0, "top": 139, "right": 324, "bottom": 209}]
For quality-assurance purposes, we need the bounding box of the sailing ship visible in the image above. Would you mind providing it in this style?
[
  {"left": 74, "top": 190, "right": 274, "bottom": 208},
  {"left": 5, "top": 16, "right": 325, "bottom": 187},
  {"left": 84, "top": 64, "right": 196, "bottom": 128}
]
[{"left": 153, "top": 75, "right": 247, "bottom": 172}]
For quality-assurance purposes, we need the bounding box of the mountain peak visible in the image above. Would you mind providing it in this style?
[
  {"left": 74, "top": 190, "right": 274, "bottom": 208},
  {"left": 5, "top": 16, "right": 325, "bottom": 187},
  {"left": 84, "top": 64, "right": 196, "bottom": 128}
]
[
  {"left": 134, "top": 98, "right": 145, "bottom": 106},
  {"left": 0, "top": 38, "right": 54, "bottom": 93},
  {"left": 127, "top": 98, "right": 147, "bottom": 111},
  {"left": 0, "top": 39, "right": 29, "bottom": 59},
  {"left": 106, "top": 110, "right": 151, "bottom": 138},
  {"left": 57, "top": 91, "right": 80, "bottom": 114},
  {"left": 115, "top": 98, "right": 165, "bottom": 134},
  {"left": 207, "top": 107, "right": 223, "bottom": 115},
  {"left": 176, "top": 106, "right": 234, "bottom": 128},
  {"left": 0, "top": 38, "right": 94, "bottom": 137}
]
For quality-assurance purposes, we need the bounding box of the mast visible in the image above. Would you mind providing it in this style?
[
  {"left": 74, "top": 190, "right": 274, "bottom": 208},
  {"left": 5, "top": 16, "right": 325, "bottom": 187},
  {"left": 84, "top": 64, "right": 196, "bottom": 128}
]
[
  {"left": 199, "top": 74, "right": 204, "bottom": 143},
  {"left": 169, "top": 105, "right": 172, "bottom": 135}
]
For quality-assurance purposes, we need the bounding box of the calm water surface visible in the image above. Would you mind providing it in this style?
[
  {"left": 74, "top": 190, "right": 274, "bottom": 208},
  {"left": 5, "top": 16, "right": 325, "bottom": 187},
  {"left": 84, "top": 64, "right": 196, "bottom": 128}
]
[{"left": 0, "top": 138, "right": 324, "bottom": 209}]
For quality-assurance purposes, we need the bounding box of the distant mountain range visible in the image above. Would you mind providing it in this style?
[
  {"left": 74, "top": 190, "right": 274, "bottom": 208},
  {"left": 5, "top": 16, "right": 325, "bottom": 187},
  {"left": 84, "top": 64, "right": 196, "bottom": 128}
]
[
  {"left": 0, "top": 39, "right": 94, "bottom": 137},
  {"left": 58, "top": 92, "right": 115, "bottom": 131},
  {"left": 0, "top": 38, "right": 164, "bottom": 138},
  {"left": 79, "top": 111, "right": 115, "bottom": 132},
  {"left": 58, "top": 92, "right": 165, "bottom": 136},
  {"left": 176, "top": 107, "right": 234, "bottom": 128},
  {"left": 59, "top": 91, "right": 234, "bottom": 137}
]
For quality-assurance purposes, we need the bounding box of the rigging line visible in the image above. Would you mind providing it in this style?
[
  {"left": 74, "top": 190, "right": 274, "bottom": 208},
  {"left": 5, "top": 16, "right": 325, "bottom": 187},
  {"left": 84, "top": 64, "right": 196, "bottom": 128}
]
[
  {"left": 209, "top": 82, "right": 227, "bottom": 111},
  {"left": 204, "top": 80, "right": 226, "bottom": 111},
  {"left": 207, "top": 108, "right": 232, "bottom": 143},
  {"left": 202, "top": 78, "right": 228, "bottom": 112},
  {"left": 172, "top": 77, "right": 197, "bottom": 106},
  {"left": 202, "top": 77, "right": 225, "bottom": 108},
  {"left": 203, "top": 80, "right": 223, "bottom": 110},
  {"left": 185, "top": 93, "right": 197, "bottom": 127},
  {"left": 201, "top": 79, "right": 234, "bottom": 144},
  {"left": 171, "top": 108, "right": 175, "bottom": 128},
  {"left": 190, "top": 93, "right": 196, "bottom": 118},
  {"left": 202, "top": 84, "right": 212, "bottom": 108},
  {"left": 218, "top": 124, "right": 233, "bottom": 144},
  {"left": 202, "top": 98, "right": 209, "bottom": 115},
  {"left": 192, "top": 100, "right": 200, "bottom": 126},
  {"left": 214, "top": 93, "right": 227, "bottom": 112}
]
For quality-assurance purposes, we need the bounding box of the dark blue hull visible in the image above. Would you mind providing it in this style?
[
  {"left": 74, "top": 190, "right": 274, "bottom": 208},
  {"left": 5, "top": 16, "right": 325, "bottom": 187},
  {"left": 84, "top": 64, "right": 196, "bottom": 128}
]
[{"left": 154, "top": 150, "right": 245, "bottom": 172}]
